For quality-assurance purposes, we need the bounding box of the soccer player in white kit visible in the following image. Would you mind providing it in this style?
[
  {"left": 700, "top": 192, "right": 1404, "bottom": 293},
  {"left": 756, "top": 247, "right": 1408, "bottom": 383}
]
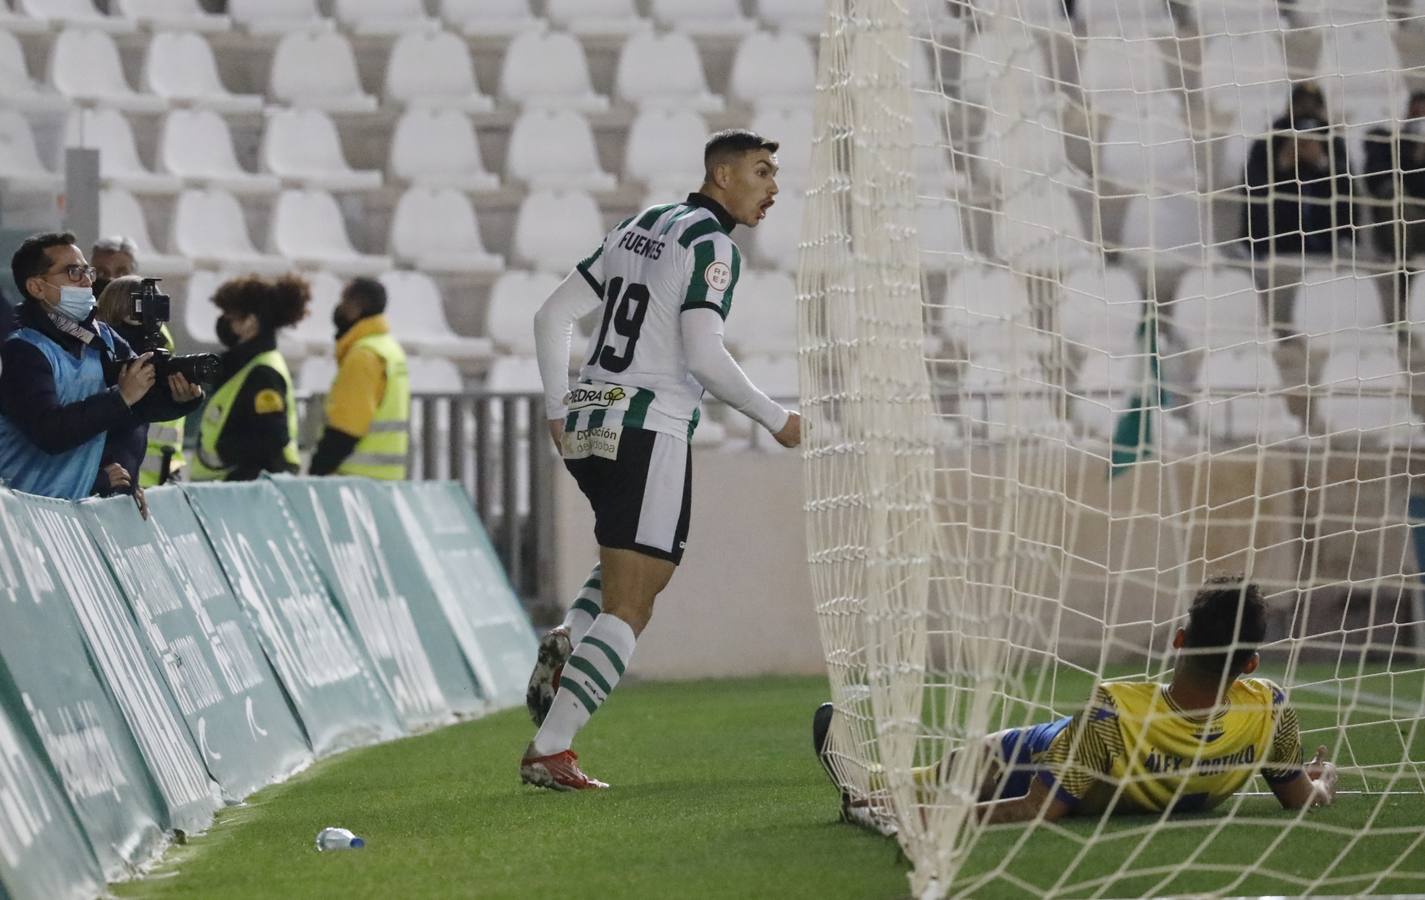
[{"left": 524, "top": 129, "right": 801, "bottom": 790}]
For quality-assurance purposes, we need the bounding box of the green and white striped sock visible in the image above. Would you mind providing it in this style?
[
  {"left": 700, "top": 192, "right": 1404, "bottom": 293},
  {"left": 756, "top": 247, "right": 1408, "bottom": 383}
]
[
  {"left": 531, "top": 613, "right": 635, "bottom": 756},
  {"left": 560, "top": 564, "right": 603, "bottom": 644}
]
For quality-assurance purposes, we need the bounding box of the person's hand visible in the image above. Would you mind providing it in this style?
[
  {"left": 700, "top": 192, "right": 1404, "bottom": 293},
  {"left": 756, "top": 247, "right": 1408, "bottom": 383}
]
[
  {"left": 773, "top": 411, "right": 801, "bottom": 448},
  {"left": 1305, "top": 745, "right": 1338, "bottom": 807},
  {"left": 101, "top": 462, "right": 131, "bottom": 494},
  {"left": 168, "top": 372, "right": 203, "bottom": 402},
  {"left": 117, "top": 352, "right": 156, "bottom": 407},
  {"left": 548, "top": 418, "right": 564, "bottom": 452}
]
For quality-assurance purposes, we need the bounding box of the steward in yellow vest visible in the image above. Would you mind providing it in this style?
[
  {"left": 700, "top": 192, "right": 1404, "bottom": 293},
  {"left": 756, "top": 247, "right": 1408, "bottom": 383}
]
[
  {"left": 190, "top": 274, "right": 308, "bottom": 481},
  {"left": 310, "top": 277, "right": 411, "bottom": 479}
]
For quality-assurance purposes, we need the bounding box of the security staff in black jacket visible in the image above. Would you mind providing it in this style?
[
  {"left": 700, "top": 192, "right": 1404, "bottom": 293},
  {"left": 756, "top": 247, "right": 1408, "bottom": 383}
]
[{"left": 190, "top": 274, "right": 309, "bottom": 482}]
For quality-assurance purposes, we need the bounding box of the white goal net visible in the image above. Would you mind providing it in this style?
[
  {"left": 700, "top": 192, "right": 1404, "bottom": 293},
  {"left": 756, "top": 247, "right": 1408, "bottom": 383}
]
[{"left": 799, "top": 0, "right": 1425, "bottom": 896}]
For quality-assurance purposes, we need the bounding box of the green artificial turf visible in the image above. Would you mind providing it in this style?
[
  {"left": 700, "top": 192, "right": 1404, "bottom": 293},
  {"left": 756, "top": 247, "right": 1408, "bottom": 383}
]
[{"left": 115, "top": 674, "right": 1425, "bottom": 900}]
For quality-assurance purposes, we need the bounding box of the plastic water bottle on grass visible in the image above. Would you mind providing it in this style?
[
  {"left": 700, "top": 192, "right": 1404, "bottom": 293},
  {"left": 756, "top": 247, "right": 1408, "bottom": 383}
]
[{"left": 315, "top": 827, "right": 365, "bottom": 851}]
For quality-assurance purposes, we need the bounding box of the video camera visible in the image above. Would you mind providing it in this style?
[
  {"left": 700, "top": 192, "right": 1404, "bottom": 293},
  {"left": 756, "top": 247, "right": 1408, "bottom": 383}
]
[{"left": 131, "top": 278, "right": 221, "bottom": 384}]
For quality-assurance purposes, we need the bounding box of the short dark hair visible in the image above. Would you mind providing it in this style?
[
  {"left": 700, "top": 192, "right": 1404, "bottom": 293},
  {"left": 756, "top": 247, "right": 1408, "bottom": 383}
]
[
  {"left": 343, "top": 277, "right": 387, "bottom": 317},
  {"left": 703, "top": 129, "right": 779, "bottom": 179},
  {"left": 1182, "top": 577, "right": 1268, "bottom": 679},
  {"left": 11, "top": 231, "right": 78, "bottom": 303}
]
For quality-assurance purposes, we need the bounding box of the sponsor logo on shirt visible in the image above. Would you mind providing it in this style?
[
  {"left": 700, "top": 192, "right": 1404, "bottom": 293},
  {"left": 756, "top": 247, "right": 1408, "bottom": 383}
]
[{"left": 567, "top": 384, "right": 629, "bottom": 411}]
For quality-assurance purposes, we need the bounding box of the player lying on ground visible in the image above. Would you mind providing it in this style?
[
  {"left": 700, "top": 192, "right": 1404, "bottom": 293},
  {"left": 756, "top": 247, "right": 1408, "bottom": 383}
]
[
  {"left": 814, "top": 578, "right": 1339, "bottom": 824},
  {"left": 522, "top": 129, "right": 801, "bottom": 791}
]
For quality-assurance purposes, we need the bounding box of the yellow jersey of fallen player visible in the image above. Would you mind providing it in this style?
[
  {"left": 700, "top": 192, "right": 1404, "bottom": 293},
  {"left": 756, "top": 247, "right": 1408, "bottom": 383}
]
[{"left": 1042, "top": 678, "right": 1304, "bottom": 814}]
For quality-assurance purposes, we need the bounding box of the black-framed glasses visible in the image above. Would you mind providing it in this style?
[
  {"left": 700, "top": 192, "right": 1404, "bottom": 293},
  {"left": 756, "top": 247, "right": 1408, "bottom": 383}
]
[{"left": 49, "top": 264, "right": 97, "bottom": 283}]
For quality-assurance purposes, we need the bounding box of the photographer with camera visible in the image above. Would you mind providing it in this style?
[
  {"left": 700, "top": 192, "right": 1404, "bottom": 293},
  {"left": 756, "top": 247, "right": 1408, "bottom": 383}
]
[
  {"left": 0, "top": 232, "right": 204, "bottom": 503},
  {"left": 190, "top": 273, "right": 310, "bottom": 482},
  {"left": 96, "top": 275, "right": 220, "bottom": 486}
]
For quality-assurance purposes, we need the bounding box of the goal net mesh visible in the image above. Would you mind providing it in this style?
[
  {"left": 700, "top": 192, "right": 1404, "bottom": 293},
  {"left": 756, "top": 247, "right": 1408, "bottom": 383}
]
[{"left": 798, "top": 0, "right": 1425, "bottom": 896}]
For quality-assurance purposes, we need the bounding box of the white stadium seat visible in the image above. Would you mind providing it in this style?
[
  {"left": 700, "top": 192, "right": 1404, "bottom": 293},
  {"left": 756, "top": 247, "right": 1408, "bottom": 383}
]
[
  {"left": 500, "top": 30, "right": 608, "bottom": 112},
  {"left": 183, "top": 269, "right": 233, "bottom": 345},
  {"left": 624, "top": 108, "right": 706, "bottom": 196},
  {"left": 142, "top": 30, "right": 260, "bottom": 113},
  {"left": 47, "top": 28, "right": 166, "bottom": 112},
  {"left": 282, "top": 269, "right": 345, "bottom": 356},
  {"left": 513, "top": 189, "right": 604, "bottom": 274},
  {"left": 1168, "top": 266, "right": 1263, "bottom": 352},
  {"left": 729, "top": 32, "right": 815, "bottom": 111},
  {"left": 269, "top": 31, "right": 376, "bottom": 114},
  {"left": 269, "top": 189, "right": 392, "bottom": 276},
  {"left": 918, "top": 195, "right": 969, "bottom": 265},
  {"left": 738, "top": 354, "right": 798, "bottom": 404},
  {"left": 19, "top": 0, "right": 133, "bottom": 32},
  {"left": 114, "top": 0, "right": 229, "bottom": 32},
  {"left": 1118, "top": 193, "right": 1207, "bottom": 264},
  {"left": 228, "top": 0, "right": 325, "bottom": 34},
  {"left": 616, "top": 32, "right": 724, "bottom": 113},
  {"left": 913, "top": 105, "right": 963, "bottom": 190},
  {"left": 1316, "top": 20, "right": 1402, "bottom": 129},
  {"left": 0, "top": 0, "right": 47, "bottom": 32},
  {"left": 1317, "top": 335, "right": 1417, "bottom": 443},
  {"left": 379, "top": 271, "right": 494, "bottom": 362},
  {"left": 260, "top": 108, "right": 382, "bottom": 192},
  {"left": 545, "top": 0, "right": 646, "bottom": 36},
  {"left": 487, "top": 270, "right": 561, "bottom": 354},
  {"left": 1294, "top": 269, "right": 1393, "bottom": 335},
  {"left": 66, "top": 108, "right": 182, "bottom": 194},
  {"left": 750, "top": 107, "right": 811, "bottom": 191},
  {"left": 383, "top": 29, "right": 494, "bottom": 113},
  {"left": 388, "top": 108, "right": 499, "bottom": 192},
  {"left": 1201, "top": 32, "right": 1289, "bottom": 137},
  {"left": 1194, "top": 344, "right": 1297, "bottom": 442},
  {"left": 651, "top": 0, "right": 755, "bottom": 36},
  {"left": 99, "top": 188, "right": 192, "bottom": 275},
  {"left": 756, "top": 0, "right": 821, "bottom": 34},
  {"left": 334, "top": 0, "right": 436, "bottom": 35},
  {"left": 407, "top": 356, "right": 465, "bottom": 394},
  {"left": 389, "top": 187, "right": 505, "bottom": 275},
  {"left": 0, "top": 110, "right": 61, "bottom": 192},
  {"left": 1060, "top": 265, "right": 1144, "bottom": 356},
  {"left": 0, "top": 30, "right": 54, "bottom": 110},
  {"left": 484, "top": 355, "right": 543, "bottom": 392},
  {"left": 723, "top": 270, "right": 796, "bottom": 356},
  {"left": 506, "top": 108, "right": 616, "bottom": 192},
  {"left": 939, "top": 265, "right": 1041, "bottom": 359},
  {"left": 751, "top": 192, "right": 803, "bottom": 271},
  {"left": 159, "top": 109, "right": 281, "bottom": 195},
  {"left": 171, "top": 188, "right": 288, "bottom": 273},
  {"left": 1096, "top": 113, "right": 1199, "bottom": 195},
  {"left": 439, "top": 0, "right": 544, "bottom": 37},
  {"left": 1078, "top": 35, "right": 1174, "bottom": 117},
  {"left": 1079, "top": 0, "right": 1173, "bottom": 38}
]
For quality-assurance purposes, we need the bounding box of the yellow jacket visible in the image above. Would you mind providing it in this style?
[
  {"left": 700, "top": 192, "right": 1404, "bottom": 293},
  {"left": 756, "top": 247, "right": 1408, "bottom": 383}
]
[{"left": 327, "top": 314, "right": 393, "bottom": 438}]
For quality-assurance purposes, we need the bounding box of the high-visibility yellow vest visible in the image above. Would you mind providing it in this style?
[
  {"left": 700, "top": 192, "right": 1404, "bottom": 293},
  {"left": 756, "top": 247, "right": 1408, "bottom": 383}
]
[
  {"left": 190, "top": 349, "right": 298, "bottom": 481},
  {"left": 334, "top": 333, "right": 410, "bottom": 480},
  {"left": 140, "top": 325, "right": 185, "bottom": 487}
]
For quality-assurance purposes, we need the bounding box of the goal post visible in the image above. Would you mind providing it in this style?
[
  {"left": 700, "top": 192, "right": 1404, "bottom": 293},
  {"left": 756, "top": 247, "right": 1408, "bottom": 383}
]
[{"left": 799, "top": 1, "right": 1425, "bottom": 897}]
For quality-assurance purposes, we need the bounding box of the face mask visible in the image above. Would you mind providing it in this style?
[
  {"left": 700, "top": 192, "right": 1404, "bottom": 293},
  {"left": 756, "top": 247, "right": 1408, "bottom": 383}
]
[
  {"left": 54, "top": 285, "right": 95, "bottom": 322},
  {"left": 333, "top": 308, "right": 356, "bottom": 339},
  {"left": 215, "top": 315, "right": 238, "bottom": 348}
]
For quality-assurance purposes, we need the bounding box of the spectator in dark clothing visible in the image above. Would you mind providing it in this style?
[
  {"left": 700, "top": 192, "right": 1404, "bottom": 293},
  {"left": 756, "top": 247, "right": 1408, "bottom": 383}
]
[
  {"left": 1361, "top": 92, "right": 1425, "bottom": 319},
  {"left": 190, "top": 274, "right": 310, "bottom": 482},
  {"left": 0, "top": 232, "right": 203, "bottom": 504},
  {"left": 1242, "top": 84, "right": 1355, "bottom": 263}
]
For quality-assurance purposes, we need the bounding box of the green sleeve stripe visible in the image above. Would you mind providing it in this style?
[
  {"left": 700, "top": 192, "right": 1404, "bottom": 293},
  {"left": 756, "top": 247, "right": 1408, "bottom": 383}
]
[
  {"left": 572, "top": 597, "right": 601, "bottom": 618},
  {"left": 685, "top": 240, "right": 716, "bottom": 307},
  {"left": 577, "top": 242, "right": 602, "bottom": 271},
  {"left": 616, "top": 215, "right": 634, "bottom": 230},
  {"left": 575, "top": 262, "right": 602, "bottom": 297},
  {"left": 657, "top": 204, "right": 696, "bottom": 236},
  {"left": 677, "top": 218, "right": 722, "bottom": 248},
  {"left": 636, "top": 203, "right": 677, "bottom": 230},
  {"left": 581, "top": 575, "right": 602, "bottom": 591},
  {"left": 680, "top": 301, "right": 725, "bottom": 317},
  {"left": 565, "top": 655, "right": 613, "bottom": 696},
  {"left": 622, "top": 388, "right": 655, "bottom": 431},
  {"left": 562, "top": 678, "right": 599, "bottom": 715},
  {"left": 722, "top": 246, "right": 741, "bottom": 318},
  {"left": 580, "top": 636, "right": 627, "bottom": 677}
]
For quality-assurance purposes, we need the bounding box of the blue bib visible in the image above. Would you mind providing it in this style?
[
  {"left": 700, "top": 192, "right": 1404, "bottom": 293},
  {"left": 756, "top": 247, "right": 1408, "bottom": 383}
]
[{"left": 0, "top": 324, "right": 117, "bottom": 500}]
